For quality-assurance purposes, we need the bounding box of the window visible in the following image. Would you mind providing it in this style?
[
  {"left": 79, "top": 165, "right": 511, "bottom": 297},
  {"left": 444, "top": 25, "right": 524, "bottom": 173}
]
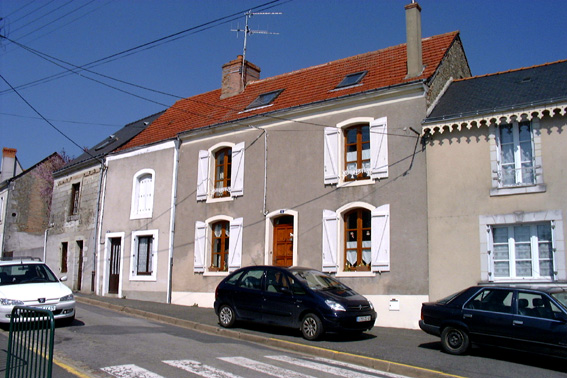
[
  {"left": 194, "top": 217, "right": 243, "bottom": 274},
  {"left": 490, "top": 118, "right": 545, "bottom": 195},
  {"left": 211, "top": 221, "right": 230, "bottom": 271},
  {"left": 517, "top": 291, "right": 562, "bottom": 320},
  {"left": 70, "top": 183, "right": 80, "bottom": 216},
  {"left": 130, "top": 169, "right": 154, "bottom": 219},
  {"left": 130, "top": 230, "right": 158, "bottom": 280},
  {"left": 344, "top": 209, "right": 372, "bottom": 271},
  {"left": 213, "top": 148, "right": 231, "bottom": 198},
  {"left": 336, "top": 71, "right": 367, "bottom": 89},
  {"left": 465, "top": 288, "right": 513, "bottom": 314},
  {"left": 324, "top": 117, "right": 388, "bottom": 185},
  {"left": 246, "top": 89, "right": 283, "bottom": 110},
  {"left": 61, "top": 242, "right": 68, "bottom": 273},
  {"left": 322, "top": 203, "right": 390, "bottom": 274},
  {"left": 196, "top": 143, "right": 245, "bottom": 201},
  {"left": 0, "top": 195, "right": 4, "bottom": 223},
  {"left": 498, "top": 121, "right": 534, "bottom": 186},
  {"left": 491, "top": 223, "right": 553, "bottom": 280}
]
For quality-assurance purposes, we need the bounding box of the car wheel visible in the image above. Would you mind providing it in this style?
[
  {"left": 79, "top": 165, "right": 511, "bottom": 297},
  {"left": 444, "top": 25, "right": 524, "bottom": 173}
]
[
  {"left": 218, "top": 304, "right": 236, "bottom": 328},
  {"left": 441, "top": 326, "right": 470, "bottom": 355},
  {"left": 301, "top": 313, "right": 323, "bottom": 340}
]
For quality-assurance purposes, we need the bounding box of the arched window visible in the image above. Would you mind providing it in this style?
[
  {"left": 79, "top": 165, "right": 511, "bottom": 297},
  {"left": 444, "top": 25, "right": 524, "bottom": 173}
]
[
  {"left": 131, "top": 169, "right": 154, "bottom": 219},
  {"left": 213, "top": 148, "right": 232, "bottom": 198},
  {"left": 344, "top": 208, "right": 372, "bottom": 271},
  {"left": 211, "top": 221, "right": 230, "bottom": 271},
  {"left": 344, "top": 125, "right": 370, "bottom": 181},
  {"left": 196, "top": 142, "right": 245, "bottom": 201}
]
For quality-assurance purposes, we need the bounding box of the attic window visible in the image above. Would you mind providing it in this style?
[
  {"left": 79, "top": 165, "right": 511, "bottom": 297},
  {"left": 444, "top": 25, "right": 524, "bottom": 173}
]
[
  {"left": 336, "top": 71, "right": 367, "bottom": 89},
  {"left": 94, "top": 135, "right": 117, "bottom": 151},
  {"left": 246, "top": 89, "right": 283, "bottom": 110}
]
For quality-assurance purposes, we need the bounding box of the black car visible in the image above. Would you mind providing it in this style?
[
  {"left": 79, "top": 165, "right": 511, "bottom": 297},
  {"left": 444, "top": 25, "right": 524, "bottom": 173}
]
[
  {"left": 419, "top": 285, "right": 567, "bottom": 357},
  {"left": 214, "top": 266, "right": 376, "bottom": 340}
]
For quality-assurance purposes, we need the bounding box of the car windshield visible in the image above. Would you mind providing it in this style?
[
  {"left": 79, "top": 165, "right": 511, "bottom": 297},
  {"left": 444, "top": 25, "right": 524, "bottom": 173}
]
[
  {"left": 292, "top": 270, "right": 348, "bottom": 291},
  {"left": 550, "top": 292, "right": 567, "bottom": 309},
  {"left": 0, "top": 264, "right": 59, "bottom": 286}
]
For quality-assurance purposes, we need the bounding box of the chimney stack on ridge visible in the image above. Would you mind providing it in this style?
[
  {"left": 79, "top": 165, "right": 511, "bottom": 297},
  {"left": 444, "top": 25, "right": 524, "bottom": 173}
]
[
  {"left": 405, "top": 2, "right": 423, "bottom": 78},
  {"left": 221, "top": 55, "right": 261, "bottom": 99}
]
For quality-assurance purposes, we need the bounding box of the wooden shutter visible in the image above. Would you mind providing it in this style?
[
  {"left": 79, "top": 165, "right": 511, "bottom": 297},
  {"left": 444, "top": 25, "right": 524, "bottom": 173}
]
[
  {"left": 228, "top": 217, "right": 243, "bottom": 272},
  {"left": 322, "top": 210, "right": 338, "bottom": 272},
  {"left": 196, "top": 150, "right": 209, "bottom": 201},
  {"left": 231, "top": 142, "right": 245, "bottom": 197},
  {"left": 194, "top": 221, "right": 206, "bottom": 273},
  {"left": 324, "top": 127, "right": 339, "bottom": 184},
  {"left": 371, "top": 204, "right": 390, "bottom": 272},
  {"left": 370, "top": 117, "right": 388, "bottom": 179}
]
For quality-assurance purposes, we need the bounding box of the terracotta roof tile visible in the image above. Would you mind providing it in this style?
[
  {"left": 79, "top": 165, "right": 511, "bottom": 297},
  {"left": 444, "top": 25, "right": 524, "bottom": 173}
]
[{"left": 121, "top": 31, "right": 459, "bottom": 151}]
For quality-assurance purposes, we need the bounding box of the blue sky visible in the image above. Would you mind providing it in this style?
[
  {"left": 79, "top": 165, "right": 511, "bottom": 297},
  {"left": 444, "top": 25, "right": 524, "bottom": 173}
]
[{"left": 1, "top": 0, "right": 566, "bottom": 168}]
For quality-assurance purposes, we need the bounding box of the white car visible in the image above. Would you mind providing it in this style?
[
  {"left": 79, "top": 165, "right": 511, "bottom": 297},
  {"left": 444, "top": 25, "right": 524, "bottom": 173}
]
[{"left": 0, "top": 258, "right": 75, "bottom": 324}]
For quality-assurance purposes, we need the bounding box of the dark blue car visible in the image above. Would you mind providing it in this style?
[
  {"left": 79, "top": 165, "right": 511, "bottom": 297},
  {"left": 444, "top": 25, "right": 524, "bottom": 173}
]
[
  {"left": 214, "top": 266, "right": 376, "bottom": 340},
  {"left": 419, "top": 285, "right": 567, "bottom": 356}
]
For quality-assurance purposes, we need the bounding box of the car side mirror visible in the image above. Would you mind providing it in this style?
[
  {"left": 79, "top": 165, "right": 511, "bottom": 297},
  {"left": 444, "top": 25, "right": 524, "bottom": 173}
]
[{"left": 60, "top": 276, "right": 68, "bottom": 282}]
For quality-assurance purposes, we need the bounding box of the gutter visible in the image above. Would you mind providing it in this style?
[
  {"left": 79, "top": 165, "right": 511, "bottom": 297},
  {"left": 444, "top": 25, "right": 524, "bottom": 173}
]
[
  {"left": 167, "top": 137, "right": 181, "bottom": 303},
  {"left": 93, "top": 160, "right": 107, "bottom": 293}
]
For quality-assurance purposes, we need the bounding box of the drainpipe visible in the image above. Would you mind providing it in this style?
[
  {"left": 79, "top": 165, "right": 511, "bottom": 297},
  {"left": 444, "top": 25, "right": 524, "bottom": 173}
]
[
  {"left": 167, "top": 137, "right": 181, "bottom": 304},
  {"left": 95, "top": 161, "right": 108, "bottom": 295}
]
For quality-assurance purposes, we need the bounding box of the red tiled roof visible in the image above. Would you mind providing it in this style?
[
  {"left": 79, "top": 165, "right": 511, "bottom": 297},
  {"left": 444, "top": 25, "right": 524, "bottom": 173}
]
[{"left": 120, "top": 31, "right": 459, "bottom": 151}]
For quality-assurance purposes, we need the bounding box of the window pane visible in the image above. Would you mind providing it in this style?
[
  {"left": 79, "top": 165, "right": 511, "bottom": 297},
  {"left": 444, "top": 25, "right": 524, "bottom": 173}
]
[
  {"left": 362, "top": 249, "right": 371, "bottom": 265},
  {"left": 516, "top": 261, "right": 532, "bottom": 277},
  {"left": 493, "top": 227, "right": 508, "bottom": 243},
  {"left": 539, "top": 260, "right": 553, "bottom": 277},
  {"left": 515, "top": 243, "right": 532, "bottom": 260},
  {"left": 514, "top": 226, "right": 530, "bottom": 242},
  {"left": 493, "top": 245, "right": 509, "bottom": 260},
  {"left": 346, "top": 129, "right": 357, "bottom": 144},
  {"left": 494, "top": 262, "right": 510, "bottom": 277},
  {"left": 361, "top": 126, "right": 370, "bottom": 142},
  {"left": 347, "top": 251, "right": 357, "bottom": 265},
  {"left": 500, "top": 125, "right": 514, "bottom": 144}
]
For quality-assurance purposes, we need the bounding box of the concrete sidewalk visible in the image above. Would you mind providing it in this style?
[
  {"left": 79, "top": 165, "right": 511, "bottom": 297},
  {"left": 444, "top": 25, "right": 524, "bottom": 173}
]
[{"left": 76, "top": 294, "right": 454, "bottom": 378}]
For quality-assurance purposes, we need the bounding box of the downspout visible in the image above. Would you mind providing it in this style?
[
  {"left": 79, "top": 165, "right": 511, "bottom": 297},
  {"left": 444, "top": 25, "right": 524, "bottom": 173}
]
[
  {"left": 167, "top": 137, "right": 181, "bottom": 304},
  {"left": 262, "top": 130, "right": 268, "bottom": 216},
  {"left": 95, "top": 160, "right": 108, "bottom": 295}
]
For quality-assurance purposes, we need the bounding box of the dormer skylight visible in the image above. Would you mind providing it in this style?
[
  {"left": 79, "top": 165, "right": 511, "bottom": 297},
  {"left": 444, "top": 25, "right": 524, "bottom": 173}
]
[
  {"left": 336, "top": 71, "right": 368, "bottom": 89},
  {"left": 246, "top": 89, "right": 284, "bottom": 110},
  {"left": 94, "top": 135, "right": 117, "bottom": 151}
]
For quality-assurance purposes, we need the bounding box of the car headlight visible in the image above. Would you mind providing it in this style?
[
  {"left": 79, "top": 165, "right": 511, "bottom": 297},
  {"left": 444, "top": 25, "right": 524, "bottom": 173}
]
[
  {"left": 325, "top": 299, "right": 346, "bottom": 312},
  {"left": 368, "top": 301, "right": 374, "bottom": 310},
  {"left": 0, "top": 298, "right": 24, "bottom": 306},
  {"left": 60, "top": 294, "right": 74, "bottom": 302}
]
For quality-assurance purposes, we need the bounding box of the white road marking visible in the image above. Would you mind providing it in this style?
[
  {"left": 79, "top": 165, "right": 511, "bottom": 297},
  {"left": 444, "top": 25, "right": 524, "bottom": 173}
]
[
  {"left": 219, "top": 356, "right": 316, "bottom": 378},
  {"left": 101, "top": 364, "right": 165, "bottom": 378},
  {"left": 267, "top": 355, "right": 409, "bottom": 378},
  {"left": 163, "top": 359, "right": 244, "bottom": 378}
]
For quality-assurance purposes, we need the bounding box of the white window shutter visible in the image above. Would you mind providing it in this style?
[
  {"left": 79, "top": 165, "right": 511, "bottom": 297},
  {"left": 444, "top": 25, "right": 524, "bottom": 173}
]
[
  {"left": 228, "top": 217, "right": 243, "bottom": 272},
  {"left": 371, "top": 204, "right": 390, "bottom": 272},
  {"left": 324, "top": 127, "right": 339, "bottom": 184},
  {"left": 194, "top": 221, "right": 206, "bottom": 273},
  {"left": 322, "top": 210, "right": 338, "bottom": 273},
  {"left": 370, "top": 117, "right": 388, "bottom": 179},
  {"left": 196, "top": 150, "right": 209, "bottom": 201},
  {"left": 231, "top": 142, "right": 245, "bottom": 197}
]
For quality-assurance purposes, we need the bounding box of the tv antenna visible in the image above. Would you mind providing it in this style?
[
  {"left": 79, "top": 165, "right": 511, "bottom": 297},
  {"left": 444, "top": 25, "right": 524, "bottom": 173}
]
[{"left": 231, "top": 10, "right": 281, "bottom": 80}]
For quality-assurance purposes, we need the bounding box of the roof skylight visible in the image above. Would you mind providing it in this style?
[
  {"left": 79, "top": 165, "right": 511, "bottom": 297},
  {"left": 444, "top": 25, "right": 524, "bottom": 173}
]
[
  {"left": 246, "top": 89, "right": 284, "bottom": 110},
  {"left": 336, "top": 71, "right": 368, "bottom": 89}
]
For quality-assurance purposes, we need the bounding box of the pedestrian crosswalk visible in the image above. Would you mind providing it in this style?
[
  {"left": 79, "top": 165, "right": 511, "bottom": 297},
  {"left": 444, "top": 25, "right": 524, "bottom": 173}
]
[{"left": 101, "top": 354, "right": 410, "bottom": 378}]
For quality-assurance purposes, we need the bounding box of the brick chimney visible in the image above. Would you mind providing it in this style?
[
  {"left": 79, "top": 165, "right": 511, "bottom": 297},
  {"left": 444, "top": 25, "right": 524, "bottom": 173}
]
[
  {"left": 405, "top": 2, "right": 423, "bottom": 78},
  {"left": 1, "top": 148, "right": 19, "bottom": 182},
  {"left": 221, "top": 55, "right": 261, "bottom": 99}
]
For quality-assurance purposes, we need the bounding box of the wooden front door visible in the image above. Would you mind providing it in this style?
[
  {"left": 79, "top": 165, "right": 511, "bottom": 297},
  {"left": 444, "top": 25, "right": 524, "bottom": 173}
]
[
  {"left": 272, "top": 216, "right": 294, "bottom": 267},
  {"left": 108, "top": 238, "right": 121, "bottom": 294},
  {"left": 76, "top": 240, "right": 83, "bottom": 291}
]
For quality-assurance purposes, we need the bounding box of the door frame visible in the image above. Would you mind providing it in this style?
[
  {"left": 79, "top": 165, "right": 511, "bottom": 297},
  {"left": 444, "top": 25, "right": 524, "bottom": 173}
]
[
  {"left": 264, "top": 210, "right": 298, "bottom": 266},
  {"left": 104, "top": 232, "right": 124, "bottom": 297}
]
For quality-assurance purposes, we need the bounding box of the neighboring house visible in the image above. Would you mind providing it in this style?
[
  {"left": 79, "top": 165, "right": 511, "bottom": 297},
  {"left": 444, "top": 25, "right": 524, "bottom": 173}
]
[
  {"left": 0, "top": 151, "right": 65, "bottom": 259},
  {"left": 46, "top": 113, "right": 161, "bottom": 292},
  {"left": 103, "top": 3, "right": 471, "bottom": 328},
  {"left": 422, "top": 60, "right": 567, "bottom": 301}
]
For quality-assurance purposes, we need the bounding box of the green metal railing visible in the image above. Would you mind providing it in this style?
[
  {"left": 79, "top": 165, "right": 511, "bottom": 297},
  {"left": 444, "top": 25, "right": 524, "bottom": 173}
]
[{"left": 5, "top": 306, "right": 54, "bottom": 378}]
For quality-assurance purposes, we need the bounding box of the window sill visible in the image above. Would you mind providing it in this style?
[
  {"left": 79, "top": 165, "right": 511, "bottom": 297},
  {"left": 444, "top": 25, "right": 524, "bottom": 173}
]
[
  {"left": 490, "top": 184, "right": 546, "bottom": 197},
  {"left": 203, "top": 271, "right": 230, "bottom": 277},
  {"left": 335, "top": 271, "right": 375, "bottom": 278},
  {"left": 129, "top": 275, "right": 157, "bottom": 282},
  {"left": 206, "top": 196, "right": 234, "bottom": 204},
  {"left": 130, "top": 212, "right": 153, "bottom": 220},
  {"left": 337, "top": 179, "right": 376, "bottom": 188}
]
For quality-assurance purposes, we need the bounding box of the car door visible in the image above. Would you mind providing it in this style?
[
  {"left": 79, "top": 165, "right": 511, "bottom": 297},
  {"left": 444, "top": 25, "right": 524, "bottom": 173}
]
[
  {"left": 262, "top": 268, "right": 298, "bottom": 326},
  {"left": 462, "top": 288, "right": 517, "bottom": 347},
  {"left": 231, "top": 268, "right": 265, "bottom": 321},
  {"left": 511, "top": 290, "right": 567, "bottom": 354}
]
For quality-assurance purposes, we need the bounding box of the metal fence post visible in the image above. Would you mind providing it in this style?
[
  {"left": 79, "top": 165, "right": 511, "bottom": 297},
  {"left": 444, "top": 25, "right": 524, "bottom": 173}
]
[{"left": 5, "top": 306, "right": 54, "bottom": 378}]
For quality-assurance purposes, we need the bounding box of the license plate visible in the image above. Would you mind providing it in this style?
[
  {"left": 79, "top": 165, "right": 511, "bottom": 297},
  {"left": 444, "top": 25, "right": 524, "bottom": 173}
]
[
  {"left": 356, "top": 315, "right": 371, "bottom": 322},
  {"left": 36, "top": 306, "right": 56, "bottom": 311}
]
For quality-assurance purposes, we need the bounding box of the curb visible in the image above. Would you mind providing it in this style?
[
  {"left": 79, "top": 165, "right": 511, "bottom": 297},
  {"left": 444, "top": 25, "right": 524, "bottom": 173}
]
[{"left": 77, "top": 297, "right": 462, "bottom": 378}]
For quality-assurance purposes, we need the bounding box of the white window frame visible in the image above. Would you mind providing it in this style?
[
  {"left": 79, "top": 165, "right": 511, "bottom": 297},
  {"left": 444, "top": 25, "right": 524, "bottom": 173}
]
[
  {"left": 130, "top": 229, "right": 158, "bottom": 281},
  {"left": 479, "top": 210, "right": 565, "bottom": 283},
  {"left": 130, "top": 169, "right": 155, "bottom": 219},
  {"left": 196, "top": 142, "right": 245, "bottom": 202},
  {"left": 194, "top": 216, "right": 244, "bottom": 275},
  {"left": 489, "top": 117, "right": 545, "bottom": 196},
  {"left": 324, "top": 117, "right": 388, "bottom": 186},
  {"left": 104, "top": 232, "right": 125, "bottom": 296},
  {"left": 322, "top": 202, "right": 390, "bottom": 277}
]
